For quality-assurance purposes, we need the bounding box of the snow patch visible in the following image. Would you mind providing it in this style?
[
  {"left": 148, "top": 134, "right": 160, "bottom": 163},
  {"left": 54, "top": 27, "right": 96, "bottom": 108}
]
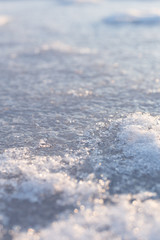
[
  {"left": 0, "top": 148, "right": 106, "bottom": 204},
  {"left": 37, "top": 41, "right": 97, "bottom": 55},
  {"left": 117, "top": 112, "right": 160, "bottom": 172},
  {"left": 104, "top": 10, "right": 160, "bottom": 25},
  {"left": 67, "top": 88, "right": 93, "bottom": 97},
  {"left": 12, "top": 192, "right": 160, "bottom": 240}
]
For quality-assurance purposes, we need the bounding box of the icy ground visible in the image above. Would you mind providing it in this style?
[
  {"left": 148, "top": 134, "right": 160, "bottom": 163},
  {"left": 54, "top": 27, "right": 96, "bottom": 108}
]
[{"left": 1, "top": 0, "right": 160, "bottom": 239}]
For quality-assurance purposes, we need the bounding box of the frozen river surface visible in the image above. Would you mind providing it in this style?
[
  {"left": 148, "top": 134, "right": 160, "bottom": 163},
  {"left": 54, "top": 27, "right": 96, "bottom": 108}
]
[{"left": 1, "top": 0, "right": 160, "bottom": 239}]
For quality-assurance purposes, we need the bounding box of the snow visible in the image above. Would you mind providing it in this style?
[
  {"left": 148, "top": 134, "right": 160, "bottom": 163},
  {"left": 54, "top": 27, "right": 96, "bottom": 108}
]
[
  {"left": 1, "top": 0, "right": 160, "bottom": 239},
  {"left": 117, "top": 112, "right": 160, "bottom": 173},
  {"left": 104, "top": 9, "right": 160, "bottom": 24}
]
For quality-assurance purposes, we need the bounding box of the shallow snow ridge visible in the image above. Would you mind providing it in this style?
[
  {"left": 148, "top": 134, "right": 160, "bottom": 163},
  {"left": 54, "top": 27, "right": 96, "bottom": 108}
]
[{"left": 117, "top": 112, "right": 160, "bottom": 172}]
